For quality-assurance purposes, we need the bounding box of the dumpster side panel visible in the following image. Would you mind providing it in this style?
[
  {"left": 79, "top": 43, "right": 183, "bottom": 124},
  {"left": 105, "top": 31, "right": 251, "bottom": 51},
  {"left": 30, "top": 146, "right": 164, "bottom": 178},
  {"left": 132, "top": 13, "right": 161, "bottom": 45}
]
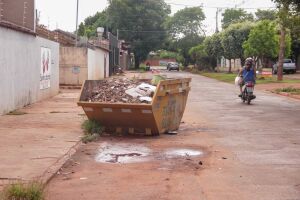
[
  {"left": 78, "top": 80, "right": 159, "bottom": 135},
  {"left": 152, "top": 78, "right": 191, "bottom": 134}
]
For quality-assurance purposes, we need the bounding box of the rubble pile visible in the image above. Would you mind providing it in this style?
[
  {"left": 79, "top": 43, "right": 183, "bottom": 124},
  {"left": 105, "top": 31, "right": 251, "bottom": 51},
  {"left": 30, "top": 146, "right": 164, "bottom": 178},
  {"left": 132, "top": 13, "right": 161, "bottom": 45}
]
[{"left": 85, "top": 78, "right": 156, "bottom": 104}]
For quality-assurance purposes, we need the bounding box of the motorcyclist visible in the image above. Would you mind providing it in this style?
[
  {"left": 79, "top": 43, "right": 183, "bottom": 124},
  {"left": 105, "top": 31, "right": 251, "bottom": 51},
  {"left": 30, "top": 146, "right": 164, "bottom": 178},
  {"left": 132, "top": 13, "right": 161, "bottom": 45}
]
[{"left": 238, "top": 57, "right": 256, "bottom": 97}]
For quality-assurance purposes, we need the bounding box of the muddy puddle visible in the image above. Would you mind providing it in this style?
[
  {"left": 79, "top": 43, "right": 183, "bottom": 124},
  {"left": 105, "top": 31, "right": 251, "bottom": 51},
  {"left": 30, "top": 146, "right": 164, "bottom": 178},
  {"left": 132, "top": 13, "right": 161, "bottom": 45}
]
[{"left": 95, "top": 142, "right": 203, "bottom": 164}]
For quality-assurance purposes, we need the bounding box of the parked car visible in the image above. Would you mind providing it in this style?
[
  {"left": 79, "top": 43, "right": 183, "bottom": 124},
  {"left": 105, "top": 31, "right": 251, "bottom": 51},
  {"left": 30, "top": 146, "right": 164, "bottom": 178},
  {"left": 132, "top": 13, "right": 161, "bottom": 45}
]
[
  {"left": 166, "top": 62, "right": 179, "bottom": 71},
  {"left": 273, "top": 59, "right": 297, "bottom": 74}
]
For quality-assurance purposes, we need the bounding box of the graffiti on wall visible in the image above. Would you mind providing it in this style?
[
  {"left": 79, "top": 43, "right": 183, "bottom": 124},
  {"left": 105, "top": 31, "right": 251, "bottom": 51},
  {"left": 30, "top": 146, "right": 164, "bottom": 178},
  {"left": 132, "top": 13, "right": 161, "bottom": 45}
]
[{"left": 40, "top": 47, "right": 51, "bottom": 90}]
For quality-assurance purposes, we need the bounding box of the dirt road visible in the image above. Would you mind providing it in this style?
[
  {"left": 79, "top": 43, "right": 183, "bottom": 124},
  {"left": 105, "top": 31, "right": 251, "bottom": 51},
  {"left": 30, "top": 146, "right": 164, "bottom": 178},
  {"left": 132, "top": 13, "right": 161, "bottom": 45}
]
[{"left": 47, "top": 72, "right": 300, "bottom": 200}]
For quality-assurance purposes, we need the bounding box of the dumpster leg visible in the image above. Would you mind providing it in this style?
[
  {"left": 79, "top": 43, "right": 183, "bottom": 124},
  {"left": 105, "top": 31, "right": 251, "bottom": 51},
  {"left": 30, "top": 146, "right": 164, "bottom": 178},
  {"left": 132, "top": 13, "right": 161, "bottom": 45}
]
[{"left": 145, "top": 128, "right": 152, "bottom": 136}]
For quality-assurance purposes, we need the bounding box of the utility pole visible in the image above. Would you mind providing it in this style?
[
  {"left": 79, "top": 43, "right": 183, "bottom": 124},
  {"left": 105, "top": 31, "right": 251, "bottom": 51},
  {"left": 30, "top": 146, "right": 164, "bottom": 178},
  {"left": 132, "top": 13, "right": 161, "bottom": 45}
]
[
  {"left": 75, "top": 0, "right": 79, "bottom": 46},
  {"left": 215, "top": 8, "right": 219, "bottom": 33},
  {"left": 117, "top": 29, "right": 119, "bottom": 40}
]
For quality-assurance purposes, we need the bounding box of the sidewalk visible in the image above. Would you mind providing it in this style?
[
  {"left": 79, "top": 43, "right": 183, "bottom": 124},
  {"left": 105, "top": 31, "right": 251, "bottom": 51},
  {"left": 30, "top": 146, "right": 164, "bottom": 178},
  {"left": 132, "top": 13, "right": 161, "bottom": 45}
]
[{"left": 0, "top": 89, "right": 83, "bottom": 186}]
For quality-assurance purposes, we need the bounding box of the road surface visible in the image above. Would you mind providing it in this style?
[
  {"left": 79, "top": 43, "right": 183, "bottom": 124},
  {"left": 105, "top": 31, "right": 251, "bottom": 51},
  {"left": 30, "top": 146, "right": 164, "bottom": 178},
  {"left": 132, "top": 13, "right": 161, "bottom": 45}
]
[{"left": 47, "top": 71, "right": 300, "bottom": 200}]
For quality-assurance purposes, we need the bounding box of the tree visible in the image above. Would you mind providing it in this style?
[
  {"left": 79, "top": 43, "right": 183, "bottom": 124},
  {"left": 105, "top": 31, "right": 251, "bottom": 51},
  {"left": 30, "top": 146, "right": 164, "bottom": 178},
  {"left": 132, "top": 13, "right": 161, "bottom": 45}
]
[
  {"left": 107, "top": 0, "right": 171, "bottom": 68},
  {"left": 78, "top": 10, "right": 108, "bottom": 38},
  {"left": 204, "top": 33, "right": 224, "bottom": 69},
  {"left": 222, "top": 8, "right": 254, "bottom": 29},
  {"left": 165, "top": 6, "right": 206, "bottom": 67},
  {"left": 174, "top": 34, "right": 204, "bottom": 67},
  {"left": 77, "top": 22, "right": 86, "bottom": 36},
  {"left": 166, "top": 6, "right": 205, "bottom": 38},
  {"left": 243, "top": 20, "right": 291, "bottom": 68},
  {"left": 272, "top": 0, "right": 300, "bottom": 80},
  {"left": 255, "top": 9, "right": 277, "bottom": 21},
  {"left": 221, "top": 22, "right": 254, "bottom": 72}
]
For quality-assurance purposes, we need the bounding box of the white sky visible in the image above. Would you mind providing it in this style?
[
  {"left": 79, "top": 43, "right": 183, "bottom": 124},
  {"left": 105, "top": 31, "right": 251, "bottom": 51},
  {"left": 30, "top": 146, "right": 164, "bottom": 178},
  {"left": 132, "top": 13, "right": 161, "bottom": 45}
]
[{"left": 36, "top": 0, "right": 276, "bottom": 35}]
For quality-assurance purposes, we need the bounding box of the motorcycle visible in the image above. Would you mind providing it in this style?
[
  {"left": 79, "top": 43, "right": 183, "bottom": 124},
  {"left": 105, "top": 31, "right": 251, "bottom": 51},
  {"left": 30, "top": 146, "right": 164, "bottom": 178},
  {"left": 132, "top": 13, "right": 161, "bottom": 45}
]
[{"left": 241, "top": 81, "right": 256, "bottom": 104}]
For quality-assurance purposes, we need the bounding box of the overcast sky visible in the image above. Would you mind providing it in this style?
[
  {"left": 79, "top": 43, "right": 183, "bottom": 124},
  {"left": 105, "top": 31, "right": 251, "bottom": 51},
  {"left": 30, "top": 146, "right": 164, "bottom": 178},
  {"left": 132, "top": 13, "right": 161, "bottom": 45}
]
[{"left": 36, "top": 0, "right": 276, "bottom": 35}]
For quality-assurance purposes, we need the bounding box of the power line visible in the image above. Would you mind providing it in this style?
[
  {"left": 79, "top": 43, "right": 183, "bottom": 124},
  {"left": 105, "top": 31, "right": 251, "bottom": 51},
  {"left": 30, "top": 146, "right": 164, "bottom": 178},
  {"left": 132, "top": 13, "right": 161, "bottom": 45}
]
[
  {"left": 118, "top": 29, "right": 170, "bottom": 33},
  {"left": 166, "top": 2, "right": 276, "bottom": 10}
]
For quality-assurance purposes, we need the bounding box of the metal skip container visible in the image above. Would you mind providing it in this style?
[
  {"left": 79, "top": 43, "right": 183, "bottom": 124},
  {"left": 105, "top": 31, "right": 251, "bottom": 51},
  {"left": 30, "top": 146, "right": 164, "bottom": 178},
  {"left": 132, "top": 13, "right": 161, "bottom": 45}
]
[{"left": 77, "top": 78, "right": 191, "bottom": 136}]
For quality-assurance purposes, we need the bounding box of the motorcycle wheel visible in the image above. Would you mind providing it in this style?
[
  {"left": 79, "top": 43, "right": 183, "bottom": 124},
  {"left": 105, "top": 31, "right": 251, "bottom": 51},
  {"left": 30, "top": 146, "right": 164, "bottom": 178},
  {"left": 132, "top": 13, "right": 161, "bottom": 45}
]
[{"left": 247, "top": 98, "right": 251, "bottom": 105}]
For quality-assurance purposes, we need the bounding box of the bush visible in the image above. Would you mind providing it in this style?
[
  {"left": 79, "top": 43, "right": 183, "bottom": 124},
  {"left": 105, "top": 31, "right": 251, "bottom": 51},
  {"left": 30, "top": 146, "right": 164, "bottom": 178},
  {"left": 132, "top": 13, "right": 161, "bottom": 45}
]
[
  {"left": 81, "top": 120, "right": 104, "bottom": 143},
  {"left": 1, "top": 181, "right": 44, "bottom": 200}
]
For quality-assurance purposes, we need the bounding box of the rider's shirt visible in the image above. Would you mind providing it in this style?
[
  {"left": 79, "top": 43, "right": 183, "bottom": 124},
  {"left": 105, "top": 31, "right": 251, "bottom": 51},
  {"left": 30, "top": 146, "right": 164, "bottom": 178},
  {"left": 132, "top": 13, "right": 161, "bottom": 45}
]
[{"left": 242, "top": 67, "right": 255, "bottom": 82}]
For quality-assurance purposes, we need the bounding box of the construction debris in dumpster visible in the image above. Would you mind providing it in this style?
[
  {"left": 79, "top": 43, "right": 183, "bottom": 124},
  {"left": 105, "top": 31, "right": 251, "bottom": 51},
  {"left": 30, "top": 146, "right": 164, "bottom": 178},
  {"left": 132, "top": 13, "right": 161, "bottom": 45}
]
[{"left": 84, "top": 78, "right": 156, "bottom": 104}]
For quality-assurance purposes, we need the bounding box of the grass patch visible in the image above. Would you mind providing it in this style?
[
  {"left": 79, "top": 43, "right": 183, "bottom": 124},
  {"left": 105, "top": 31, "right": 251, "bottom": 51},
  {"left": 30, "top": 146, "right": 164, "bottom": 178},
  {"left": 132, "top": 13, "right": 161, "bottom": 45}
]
[
  {"left": 49, "top": 111, "right": 68, "bottom": 114},
  {"left": 81, "top": 120, "right": 104, "bottom": 143},
  {"left": 275, "top": 87, "right": 300, "bottom": 95},
  {"left": 6, "top": 110, "right": 28, "bottom": 115},
  {"left": 0, "top": 181, "right": 45, "bottom": 200},
  {"left": 200, "top": 72, "right": 237, "bottom": 83},
  {"left": 195, "top": 71, "right": 300, "bottom": 84}
]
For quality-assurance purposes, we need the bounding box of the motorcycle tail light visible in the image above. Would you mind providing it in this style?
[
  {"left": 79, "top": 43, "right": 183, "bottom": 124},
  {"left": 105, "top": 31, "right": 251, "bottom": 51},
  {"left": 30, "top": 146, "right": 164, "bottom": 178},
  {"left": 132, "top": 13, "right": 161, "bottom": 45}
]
[{"left": 246, "top": 82, "right": 254, "bottom": 87}]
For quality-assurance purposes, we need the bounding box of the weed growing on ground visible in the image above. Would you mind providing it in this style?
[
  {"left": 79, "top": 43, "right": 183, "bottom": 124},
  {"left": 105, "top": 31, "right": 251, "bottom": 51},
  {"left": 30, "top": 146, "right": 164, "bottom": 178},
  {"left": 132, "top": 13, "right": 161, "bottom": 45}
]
[
  {"left": 6, "top": 110, "right": 28, "bottom": 115},
  {"left": 81, "top": 120, "right": 104, "bottom": 143},
  {"left": 275, "top": 87, "right": 300, "bottom": 95},
  {"left": 0, "top": 181, "right": 44, "bottom": 200}
]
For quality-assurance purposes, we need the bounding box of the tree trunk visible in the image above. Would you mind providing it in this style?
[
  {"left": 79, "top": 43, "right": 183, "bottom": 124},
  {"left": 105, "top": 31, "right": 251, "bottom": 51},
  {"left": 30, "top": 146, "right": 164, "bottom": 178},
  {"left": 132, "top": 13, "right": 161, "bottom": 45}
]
[
  {"left": 134, "top": 56, "right": 140, "bottom": 69},
  {"left": 228, "top": 59, "right": 232, "bottom": 73},
  {"left": 277, "top": 25, "right": 286, "bottom": 81}
]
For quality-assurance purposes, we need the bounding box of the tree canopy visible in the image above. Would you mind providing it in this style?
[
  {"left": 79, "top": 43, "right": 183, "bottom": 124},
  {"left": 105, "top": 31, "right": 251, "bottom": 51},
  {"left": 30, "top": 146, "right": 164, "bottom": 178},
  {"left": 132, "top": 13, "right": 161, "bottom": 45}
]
[
  {"left": 166, "top": 6, "right": 206, "bottom": 38},
  {"left": 107, "top": 0, "right": 171, "bottom": 68},
  {"left": 255, "top": 9, "right": 277, "bottom": 21},
  {"left": 221, "top": 8, "right": 254, "bottom": 29},
  {"left": 243, "top": 20, "right": 280, "bottom": 64},
  {"left": 221, "top": 22, "right": 254, "bottom": 69}
]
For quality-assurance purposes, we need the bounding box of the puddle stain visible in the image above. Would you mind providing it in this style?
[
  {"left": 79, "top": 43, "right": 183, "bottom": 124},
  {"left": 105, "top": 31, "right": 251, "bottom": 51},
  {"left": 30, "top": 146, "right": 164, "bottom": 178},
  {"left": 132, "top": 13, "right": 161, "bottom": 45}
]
[{"left": 95, "top": 142, "right": 203, "bottom": 164}]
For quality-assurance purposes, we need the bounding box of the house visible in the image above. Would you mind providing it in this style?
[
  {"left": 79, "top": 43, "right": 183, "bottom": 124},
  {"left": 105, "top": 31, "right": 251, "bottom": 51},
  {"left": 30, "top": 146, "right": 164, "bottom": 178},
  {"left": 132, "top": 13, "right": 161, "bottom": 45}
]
[
  {"left": 37, "top": 27, "right": 110, "bottom": 85},
  {"left": 0, "top": 0, "right": 59, "bottom": 115}
]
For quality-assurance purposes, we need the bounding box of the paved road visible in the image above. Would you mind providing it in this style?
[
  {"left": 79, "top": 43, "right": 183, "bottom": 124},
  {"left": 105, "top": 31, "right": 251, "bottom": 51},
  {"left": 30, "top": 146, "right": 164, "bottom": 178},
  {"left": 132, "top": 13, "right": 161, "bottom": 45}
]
[
  {"left": 47, "top": 71, "right": 300, "bottom": 200},
  {"left": 170, "top": 71, "right": 300, "bottom": 199}
]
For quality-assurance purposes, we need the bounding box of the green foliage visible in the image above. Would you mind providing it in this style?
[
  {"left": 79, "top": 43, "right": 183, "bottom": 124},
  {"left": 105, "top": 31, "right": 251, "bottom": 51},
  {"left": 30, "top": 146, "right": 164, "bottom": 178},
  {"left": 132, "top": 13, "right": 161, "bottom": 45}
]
[
  {"left": 222, "top": 8, "right": 254, "bottom": 29},
  {"left": 81, "top": 120, "right": 103, "bottom": 143},
  {"left": 204, "top": 33, "right": 224, "bottom": 60},
  {"left": 198, "top": 72, "right": 300, "bottom": 84},
  {"left": 221, "top": 21, "right": 254, "bottom": 60},
  {"left": 166, "top": 6, "right": 205, "bottom": 37},
  {"left": 159, "top": 50, "right": 177, "bottom": 59},
  {"left": 77, "top": 22, "right": 86, "bottom": 36},
  {"left": 188, "top": 44, "right": 216, "bottom": 71},
  {"left": 275, "top": 87, "right": 300, "bottom": 94},
  {"left": 107, "top": 0, "right": 171, "bottom": 68},
  {"left": 81, "top": 120, "right": 103, "bottom": 134},
  {"left": 78, "top": 10, "right": 108, "bottom": 38},
  {"left": 7, "top": 110, "right": 27, "bottom": 115},
  {"left": 243, "top": 20, "right": 279, "bottom": 59},
  {"left": 81, "top": 134, "right": 100, "bottom": 144},
  {"left": 1, "top": 181, "right": 44, "bottom": 200},
  {"left": 174, "top": 34, "right": 204, "bottom": 67},
  {"left": 255, "top": 9, "right": 277, "bottom": 21}
]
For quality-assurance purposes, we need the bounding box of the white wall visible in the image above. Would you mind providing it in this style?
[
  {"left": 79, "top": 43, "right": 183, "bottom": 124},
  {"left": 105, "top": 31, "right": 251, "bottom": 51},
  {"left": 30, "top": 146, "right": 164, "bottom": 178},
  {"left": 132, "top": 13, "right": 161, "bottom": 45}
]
[
  {"left": 88, "top": 48, "right": 109, "bottom": 80},
  {"left": 0, "top": 27, "right": 59, "bottom": 115}
]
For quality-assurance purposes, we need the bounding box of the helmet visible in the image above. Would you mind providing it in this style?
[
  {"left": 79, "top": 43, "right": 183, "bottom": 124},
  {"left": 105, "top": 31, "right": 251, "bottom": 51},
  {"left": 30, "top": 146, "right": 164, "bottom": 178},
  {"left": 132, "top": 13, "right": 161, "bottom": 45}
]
[{"left": 245, "top": 57, "right": 253, "bottom": 66}]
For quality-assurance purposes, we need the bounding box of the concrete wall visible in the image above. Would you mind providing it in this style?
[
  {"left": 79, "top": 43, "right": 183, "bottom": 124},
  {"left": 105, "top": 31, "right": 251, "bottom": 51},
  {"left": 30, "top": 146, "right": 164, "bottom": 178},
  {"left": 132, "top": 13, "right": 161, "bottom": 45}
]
[
  {"left": 88, "top": 48, "right": 109, "bottom": 80},
  {"left": 0, "top": 26, "right": 59, "bottom": 115},
  {"left": 87, "top": 48, "right": 96, "bottom": 80},
  {"left": 59, "top": 47, "right": 88, "bottom": 85}
]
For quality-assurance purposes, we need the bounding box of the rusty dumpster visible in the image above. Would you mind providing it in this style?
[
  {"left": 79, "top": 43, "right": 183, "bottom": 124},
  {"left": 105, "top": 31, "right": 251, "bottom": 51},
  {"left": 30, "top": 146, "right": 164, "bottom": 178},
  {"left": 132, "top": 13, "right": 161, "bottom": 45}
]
[{"left": 77, "top": 78, "right": 191, "bottom": 136}]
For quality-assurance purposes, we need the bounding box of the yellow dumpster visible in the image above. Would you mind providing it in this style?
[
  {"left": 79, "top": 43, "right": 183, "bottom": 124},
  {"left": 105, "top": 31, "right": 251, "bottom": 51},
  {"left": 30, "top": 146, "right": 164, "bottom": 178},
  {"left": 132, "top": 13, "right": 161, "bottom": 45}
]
[{"left": 77, "top": 78, "right": 191, "bottom": 136}]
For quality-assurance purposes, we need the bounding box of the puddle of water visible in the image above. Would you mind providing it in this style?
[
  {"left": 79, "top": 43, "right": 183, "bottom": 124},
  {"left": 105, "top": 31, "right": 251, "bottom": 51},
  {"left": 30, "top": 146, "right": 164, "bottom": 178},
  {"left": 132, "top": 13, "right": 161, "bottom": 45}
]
[
  {"left": 95, "top": 142, "right": 151, "bottom": 164},
  {"left": 165, "top": 149, "right": 203, "bottom": 158},
  {"left": 95, "top": 142, "right": 203, "bottom": 164}
]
